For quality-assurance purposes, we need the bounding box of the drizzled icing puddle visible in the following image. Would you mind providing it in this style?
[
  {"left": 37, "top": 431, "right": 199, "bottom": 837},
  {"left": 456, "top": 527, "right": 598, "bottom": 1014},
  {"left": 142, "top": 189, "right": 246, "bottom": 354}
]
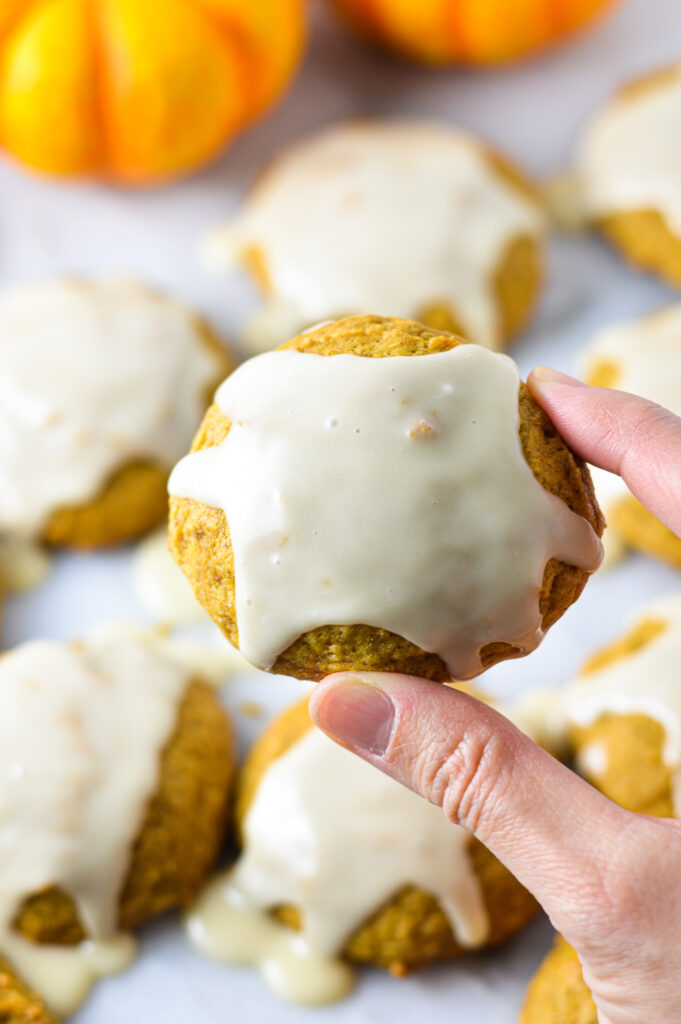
[
  {"left": 187, "top": 884, "right": 355, "bottom": 1006},
  {"left": 170, "top": 345, "right": 602, "bottom": 677},
  {"left": 1, "top": 932, "right": 136, "bottom": 1017}
]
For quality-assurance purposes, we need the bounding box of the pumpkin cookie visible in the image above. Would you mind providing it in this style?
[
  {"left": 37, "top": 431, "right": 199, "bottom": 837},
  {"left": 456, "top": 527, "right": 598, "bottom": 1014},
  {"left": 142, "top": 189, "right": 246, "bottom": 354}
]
[
  {"left": 202, "top": 121, "right": 546, "bottom": 352},
  {"left": 0, "top": 279, "right": 233, "bottom": 550},
  {"left": 187, "top": 697, "right": 538, "bottom": 1003},
  {"left": 169, "top": 315, "right": 603, "bottom": 681},
  {"left": 580, "top": 304, "right": 681, "bottom": 568},
  {"left": 0, "top": 626, "right": 235, "bottom": 1017},
  {"left": 579, "top": 64, "right": 681, "bottom": 286}
]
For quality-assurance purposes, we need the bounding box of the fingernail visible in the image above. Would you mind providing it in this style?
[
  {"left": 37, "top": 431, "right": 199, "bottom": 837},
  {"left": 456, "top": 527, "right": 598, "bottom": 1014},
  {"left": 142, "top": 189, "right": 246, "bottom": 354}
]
[
  {"left": 310, "top": 676, "right": 396, "bottom": 756},
  {"left": 530, "top": 366, "right": 584, "bottom": 387}
]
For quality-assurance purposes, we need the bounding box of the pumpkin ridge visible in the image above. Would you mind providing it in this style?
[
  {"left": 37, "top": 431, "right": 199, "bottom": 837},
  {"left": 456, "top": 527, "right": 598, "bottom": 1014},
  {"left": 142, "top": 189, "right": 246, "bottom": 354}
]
[
  {"left": 87, "top": 0, "right": 112, "bottom": 175},
  {"left": 189, "top": 0, "right": 261, "bottom": 124},
  {"left": 0, "top": 0, "right": 41, "bottom": 47},
  {"left": 444, "top": 0, "right": 470, "bottom": 61}
]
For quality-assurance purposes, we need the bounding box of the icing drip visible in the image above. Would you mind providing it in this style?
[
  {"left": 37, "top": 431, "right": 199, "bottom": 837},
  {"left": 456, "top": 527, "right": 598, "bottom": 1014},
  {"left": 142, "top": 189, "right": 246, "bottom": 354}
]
[
  {"left": 0, "top": 627, "right": 190, "bottom": 1013},
  {"left": 0, "top": 280, "right": 223, "bottom": 538},
  {"left": 579, "top": 68, "right": 681, "bottom": 233},
  {"left": 187, "top": 727, "right": 488, "bottom": 1003},
  {"left": 202, "top": 121, "right": 545, "bottom": 351},
  {"left": 169, "top": 345, "right": 602, "bottom": 677}
]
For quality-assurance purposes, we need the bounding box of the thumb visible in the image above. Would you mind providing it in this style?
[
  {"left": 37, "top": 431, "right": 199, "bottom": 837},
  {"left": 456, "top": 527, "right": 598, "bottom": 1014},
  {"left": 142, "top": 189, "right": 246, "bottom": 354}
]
[{"left": 309, "top": 672, "right": 628, "bottom": 940}]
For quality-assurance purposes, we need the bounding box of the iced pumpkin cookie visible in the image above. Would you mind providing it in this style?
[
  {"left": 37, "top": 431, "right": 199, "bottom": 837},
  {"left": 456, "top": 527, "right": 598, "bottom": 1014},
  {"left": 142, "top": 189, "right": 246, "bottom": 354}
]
[
  {"left": 169, "top": 315, "right": 603, "bottom": 681},
  {"left": 578, "top": 65, "right": 681, "bottom": 286},
  {"left": 202, "top": 121, "right": 546, "bottom": 352},
  {"left": 0, "top": 279, "right": 233, "bottom": 550},
  {"left": 520, "top": 594, "right": 681, "bottom": 1023},
  {"left": 580, "top": 305, "right": 681, "bottom": 568},
  {"left": 0, "top": 626, "right": 235, "bottom": 1018},
  {"left": 187, "top": 698, "right": 538, "bottom": 1003}
]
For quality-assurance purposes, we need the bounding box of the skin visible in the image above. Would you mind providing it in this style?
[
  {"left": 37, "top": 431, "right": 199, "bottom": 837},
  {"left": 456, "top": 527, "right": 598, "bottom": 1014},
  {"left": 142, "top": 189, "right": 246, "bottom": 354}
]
[{"left": 310, "top": 368, "right": 681, "bottom": 1024}]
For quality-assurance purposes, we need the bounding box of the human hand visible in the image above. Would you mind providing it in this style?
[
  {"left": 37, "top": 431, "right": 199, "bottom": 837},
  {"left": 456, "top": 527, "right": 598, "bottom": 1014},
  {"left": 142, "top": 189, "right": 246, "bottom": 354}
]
[{"left": 309, "top": 368, "right": 681, "bottom": 1024}]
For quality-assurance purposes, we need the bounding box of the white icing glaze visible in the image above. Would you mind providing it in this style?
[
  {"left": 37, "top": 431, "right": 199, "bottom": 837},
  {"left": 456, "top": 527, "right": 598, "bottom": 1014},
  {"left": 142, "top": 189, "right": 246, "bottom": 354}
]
[
  {"left": 187, "top": 726, "right": 489, "bottom": 1002},
  {"left": 0, "top": 279, "right": 224, "bottom": 538},
  {"left": 580, "top": 305, "right": 681, "bottom": 522},
  {"left": 0, "top": 626, "right": 191, "bottom": 1012},
  {"left": 169, "top": 345, "right": 602, "bottom": 677},
  {"left": 579, "top": 68, "right": 681, "bottom": 233},
  {"left": 202, "top": 121, "right": 545, "bottom": 351}
]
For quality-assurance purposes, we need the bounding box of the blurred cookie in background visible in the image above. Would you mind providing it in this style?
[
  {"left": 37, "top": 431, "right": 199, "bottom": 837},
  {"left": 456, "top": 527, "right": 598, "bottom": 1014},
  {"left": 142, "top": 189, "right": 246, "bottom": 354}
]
[
  {"left": 578, "top": 65, "right": 681, "bottom": 287},
  {"left": 580, "top": 305, "right": 681, "bottom": 569},
  {"left": 0, "top": 625, "right": 235, "bottom": 1018},
  {"left": 201, "top": 121, "right": 546, "bottom": 354},
  {"left": 0, "top": 279, "right": 234, "bottom": 556}
]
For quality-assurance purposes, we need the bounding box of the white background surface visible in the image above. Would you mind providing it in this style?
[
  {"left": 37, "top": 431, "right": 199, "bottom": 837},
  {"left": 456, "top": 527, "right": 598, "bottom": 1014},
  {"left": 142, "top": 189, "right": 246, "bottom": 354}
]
[{"left": 4, "top": 0, "right": 681, "bottom": 1020}]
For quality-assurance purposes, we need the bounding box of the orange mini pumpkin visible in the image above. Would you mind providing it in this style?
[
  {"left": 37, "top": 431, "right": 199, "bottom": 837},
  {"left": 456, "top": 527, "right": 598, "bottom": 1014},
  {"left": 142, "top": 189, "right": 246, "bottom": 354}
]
[
  {"left": 331, "top": 0, "right": 618, "bottom": 65},
  {"left": 0, "top": 0, "right": 305, "bottom": 184}
]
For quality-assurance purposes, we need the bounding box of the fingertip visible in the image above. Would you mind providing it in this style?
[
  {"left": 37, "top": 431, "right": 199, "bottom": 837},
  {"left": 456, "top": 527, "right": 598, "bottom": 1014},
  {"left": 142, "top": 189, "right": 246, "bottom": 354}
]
[{"left": 528, "top": 366, "right": 585, "bottom": 395}]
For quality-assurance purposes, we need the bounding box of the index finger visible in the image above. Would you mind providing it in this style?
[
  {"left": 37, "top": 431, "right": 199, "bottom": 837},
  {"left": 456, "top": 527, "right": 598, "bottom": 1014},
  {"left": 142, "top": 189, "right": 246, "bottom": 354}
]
[{"left": 528, "top": 367, "right": 681, "bottom": 537}]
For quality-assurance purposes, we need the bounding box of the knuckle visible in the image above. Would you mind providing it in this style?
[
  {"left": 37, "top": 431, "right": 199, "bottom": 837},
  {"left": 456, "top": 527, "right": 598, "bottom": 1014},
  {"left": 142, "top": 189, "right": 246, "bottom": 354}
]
[{"left": 415, "top": 726, "right": 512, "bottom": 835}]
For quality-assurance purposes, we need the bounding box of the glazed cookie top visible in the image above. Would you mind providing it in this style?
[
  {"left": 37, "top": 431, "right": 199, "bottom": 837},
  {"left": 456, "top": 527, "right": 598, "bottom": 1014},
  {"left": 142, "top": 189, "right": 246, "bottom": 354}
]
[
  {"left": 0, "top": 279, "right": 227, "bottom": 539},
  {"left": 0, "top": 626, "right": 192, "bottom": 1015},
  {"left": 188, "top": 704, "right": 489, "bottom": 1004},
  {"left": 169, "top": 320, "right": 602, "bottom": 678},
  {"left": 580, "top": 304, "right": 681, "bottom": 510},
  {"left": 203, "top": 121, "right": 545, "bottom": 351},
  {"left": 517, "top": 594, "right": 681, "bottom": 814},
  {"left": 564, "top": 594, "right": 681, "bottom": 814},
  {"left": 579, "top": 65, "right": 681, "bottom": 231}
]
